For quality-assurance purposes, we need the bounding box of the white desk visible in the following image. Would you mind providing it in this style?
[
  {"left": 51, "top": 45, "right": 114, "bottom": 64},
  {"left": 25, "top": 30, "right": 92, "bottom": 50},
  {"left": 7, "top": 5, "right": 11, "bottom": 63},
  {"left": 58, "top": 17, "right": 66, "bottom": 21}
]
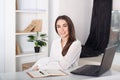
[
  {"left": 85, "top": 74, "right": 120, "bottom": 80},
  {"left": 0, "top": 70, "right": 119, "bottom": 80}
]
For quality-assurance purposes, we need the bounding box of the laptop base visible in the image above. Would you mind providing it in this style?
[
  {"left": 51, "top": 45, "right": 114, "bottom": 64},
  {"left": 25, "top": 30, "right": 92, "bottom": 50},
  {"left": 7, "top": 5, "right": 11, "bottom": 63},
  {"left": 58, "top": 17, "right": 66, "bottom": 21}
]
[{"left": 71, "top": 65, "right": 101, "bottom": 77}]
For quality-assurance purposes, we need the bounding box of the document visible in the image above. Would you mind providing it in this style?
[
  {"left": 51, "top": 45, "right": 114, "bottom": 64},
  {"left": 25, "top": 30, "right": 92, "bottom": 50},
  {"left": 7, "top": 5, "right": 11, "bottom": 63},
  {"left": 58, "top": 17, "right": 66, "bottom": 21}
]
[{"left": 27, "top": 69, "right": 68, "bottom": 78}]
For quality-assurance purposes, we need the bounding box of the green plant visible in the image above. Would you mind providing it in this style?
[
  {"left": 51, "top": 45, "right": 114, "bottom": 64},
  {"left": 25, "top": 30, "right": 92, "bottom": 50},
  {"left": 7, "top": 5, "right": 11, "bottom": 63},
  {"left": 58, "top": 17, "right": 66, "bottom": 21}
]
[{"left": 27, "top": 32, "right": 47, "bottom": 47}]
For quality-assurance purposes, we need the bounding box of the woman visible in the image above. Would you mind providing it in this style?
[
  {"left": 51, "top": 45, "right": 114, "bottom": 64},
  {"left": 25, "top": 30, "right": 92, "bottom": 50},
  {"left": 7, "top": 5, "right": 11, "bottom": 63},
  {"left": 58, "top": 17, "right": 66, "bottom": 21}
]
[{"left": 31, "top": 15, "right": 81, "bottom": 71}]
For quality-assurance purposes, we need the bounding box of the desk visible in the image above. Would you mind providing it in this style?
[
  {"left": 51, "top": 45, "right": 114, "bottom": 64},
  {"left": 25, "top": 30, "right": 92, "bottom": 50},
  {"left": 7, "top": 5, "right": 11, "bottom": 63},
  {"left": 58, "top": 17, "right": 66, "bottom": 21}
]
[
  {"left": 0, "top": 70, "right": 119, "bottom": 80},
  {"left": 85, "top": 74, "right": 120, "bottom": 80}
]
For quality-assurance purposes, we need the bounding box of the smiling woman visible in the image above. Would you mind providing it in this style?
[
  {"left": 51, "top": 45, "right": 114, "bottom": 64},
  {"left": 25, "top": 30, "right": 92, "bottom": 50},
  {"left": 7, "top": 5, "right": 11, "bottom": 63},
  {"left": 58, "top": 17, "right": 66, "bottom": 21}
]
[{"left": 30, "top": 15, "right": 82, "bottom": 71}]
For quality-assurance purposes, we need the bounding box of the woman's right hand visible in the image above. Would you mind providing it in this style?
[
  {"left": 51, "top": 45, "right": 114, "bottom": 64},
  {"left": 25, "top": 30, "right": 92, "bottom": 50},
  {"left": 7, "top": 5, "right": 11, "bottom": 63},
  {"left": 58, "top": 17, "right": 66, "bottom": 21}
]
[{"left": 32, "top": 65, "right": 39, "bottom": 71}]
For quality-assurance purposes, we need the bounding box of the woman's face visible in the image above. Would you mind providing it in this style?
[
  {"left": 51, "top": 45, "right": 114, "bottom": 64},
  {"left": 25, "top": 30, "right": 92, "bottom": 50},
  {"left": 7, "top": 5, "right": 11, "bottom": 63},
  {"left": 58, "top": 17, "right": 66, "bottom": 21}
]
[{"left": 56, "top": 19, "right": 69, "bottom": 39}]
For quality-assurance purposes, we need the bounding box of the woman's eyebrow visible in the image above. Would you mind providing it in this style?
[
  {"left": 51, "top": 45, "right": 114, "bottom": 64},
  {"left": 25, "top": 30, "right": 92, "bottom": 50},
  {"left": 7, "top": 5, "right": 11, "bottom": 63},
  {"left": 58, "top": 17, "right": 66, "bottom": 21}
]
[{"left": 63, "top": 23, "right": 66, "bottom": 25}]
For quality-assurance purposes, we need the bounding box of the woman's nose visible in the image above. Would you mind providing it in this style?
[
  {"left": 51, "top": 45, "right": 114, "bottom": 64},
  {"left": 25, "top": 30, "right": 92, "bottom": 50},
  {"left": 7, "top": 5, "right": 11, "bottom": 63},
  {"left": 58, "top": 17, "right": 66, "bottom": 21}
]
[{"left": 60, "top": 27, "right": 64, "bottom": 31}]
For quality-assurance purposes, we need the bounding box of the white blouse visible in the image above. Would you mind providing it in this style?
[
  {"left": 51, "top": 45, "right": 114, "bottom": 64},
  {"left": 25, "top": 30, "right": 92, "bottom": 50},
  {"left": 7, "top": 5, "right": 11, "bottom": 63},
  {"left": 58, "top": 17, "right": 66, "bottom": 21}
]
[{"left": 31, "top": 38, "right": 81, "bottom": 70}]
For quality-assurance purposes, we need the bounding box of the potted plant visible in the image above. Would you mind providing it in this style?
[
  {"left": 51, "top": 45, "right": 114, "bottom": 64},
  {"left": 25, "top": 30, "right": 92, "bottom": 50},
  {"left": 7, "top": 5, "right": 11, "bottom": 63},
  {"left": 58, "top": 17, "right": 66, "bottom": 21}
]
[{"left": 27, "top": 32, "right": 47, "bottom": 53}]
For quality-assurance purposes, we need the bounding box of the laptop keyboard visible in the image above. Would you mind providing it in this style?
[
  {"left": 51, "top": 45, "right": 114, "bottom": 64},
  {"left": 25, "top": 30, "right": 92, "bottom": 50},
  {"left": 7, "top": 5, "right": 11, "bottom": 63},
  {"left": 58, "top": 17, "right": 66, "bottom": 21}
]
[{"left": 71, "top": 65, "right": 100, "bottom": 75}]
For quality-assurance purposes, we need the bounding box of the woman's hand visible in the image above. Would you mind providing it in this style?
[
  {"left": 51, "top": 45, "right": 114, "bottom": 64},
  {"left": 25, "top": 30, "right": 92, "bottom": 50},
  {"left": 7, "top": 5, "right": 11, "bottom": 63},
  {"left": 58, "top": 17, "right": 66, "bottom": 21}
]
[{"left": 32, "top": 65, "right": 39, "bottom": 71}]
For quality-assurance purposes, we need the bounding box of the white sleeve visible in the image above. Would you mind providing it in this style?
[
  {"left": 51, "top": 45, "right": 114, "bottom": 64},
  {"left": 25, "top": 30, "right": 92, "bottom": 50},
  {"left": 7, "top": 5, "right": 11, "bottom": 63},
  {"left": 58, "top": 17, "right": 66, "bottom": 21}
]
[
  {"left": 31, "top": 58, "right": 62, "bottom": 70},
  {"left": 59, "top": 40, "right": 81, "bottom": 70},
  {"left": 31, "top": 57, "right": 50, "bottom": 70}
]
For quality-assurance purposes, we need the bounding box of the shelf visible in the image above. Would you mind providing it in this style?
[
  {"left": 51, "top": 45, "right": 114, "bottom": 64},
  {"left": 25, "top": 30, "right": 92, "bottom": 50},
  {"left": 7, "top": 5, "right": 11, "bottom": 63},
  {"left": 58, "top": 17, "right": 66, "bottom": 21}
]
[
  {"left": 15, "top": 0, "right": 48, "bottom": 72},
  {"left": 16, "top": 9, "right": 47, "bottom": 13},
  {"left": 16, "top": 51, "right": 45, "bottom": 58},
  {"left": 16, "top": 32, "right": 36, "bottom": 35}
]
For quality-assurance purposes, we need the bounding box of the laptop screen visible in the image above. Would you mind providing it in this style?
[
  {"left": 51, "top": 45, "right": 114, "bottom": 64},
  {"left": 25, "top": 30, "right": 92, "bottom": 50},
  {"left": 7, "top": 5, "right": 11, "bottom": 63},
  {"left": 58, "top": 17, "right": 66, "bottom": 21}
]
[{"left": 99, "top": 45, "right": 117, "bottom": 75}]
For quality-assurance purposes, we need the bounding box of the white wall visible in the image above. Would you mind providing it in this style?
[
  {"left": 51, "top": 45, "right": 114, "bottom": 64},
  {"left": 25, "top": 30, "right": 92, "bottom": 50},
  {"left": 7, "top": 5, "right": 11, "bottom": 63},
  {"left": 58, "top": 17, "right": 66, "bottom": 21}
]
[
  {"left": 0, "top": 0, "right": 5, "bottom": 73},
  {"left": 113, "top": 0, "right": 120, "bottom": 10},
  {"left": 4, "top": 0, "right": 16, "bottom": 72},
  {"left": 49, "top": 0, "right": 59, "bottom": 41},
  {"left": 49, "top": 0, "right": 93, "bottom": 47},
  {"left": 48, "top": 0, "right": 60, "bottom": 55}
]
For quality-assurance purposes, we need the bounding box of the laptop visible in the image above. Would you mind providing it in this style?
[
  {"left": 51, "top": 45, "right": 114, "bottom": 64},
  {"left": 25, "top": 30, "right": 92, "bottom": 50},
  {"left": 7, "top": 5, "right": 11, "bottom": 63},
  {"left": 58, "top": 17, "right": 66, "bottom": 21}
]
[{"left": 71, "top": 45, "right": 117, "bottom": 77}]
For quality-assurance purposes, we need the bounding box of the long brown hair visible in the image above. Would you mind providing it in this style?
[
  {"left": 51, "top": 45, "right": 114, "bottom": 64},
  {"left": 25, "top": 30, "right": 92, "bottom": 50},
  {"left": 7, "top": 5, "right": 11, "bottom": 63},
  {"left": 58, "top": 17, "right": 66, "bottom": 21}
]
[{"left": 55, "top": 15, "right": 76, "bottom": 56}]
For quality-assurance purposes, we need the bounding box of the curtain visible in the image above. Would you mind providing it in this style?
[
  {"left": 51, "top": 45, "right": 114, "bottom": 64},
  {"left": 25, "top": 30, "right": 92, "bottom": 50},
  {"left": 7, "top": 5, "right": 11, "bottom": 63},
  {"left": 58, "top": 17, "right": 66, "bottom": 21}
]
[{"left": 80, "top": 0, "right": 112, "bottom": 57}]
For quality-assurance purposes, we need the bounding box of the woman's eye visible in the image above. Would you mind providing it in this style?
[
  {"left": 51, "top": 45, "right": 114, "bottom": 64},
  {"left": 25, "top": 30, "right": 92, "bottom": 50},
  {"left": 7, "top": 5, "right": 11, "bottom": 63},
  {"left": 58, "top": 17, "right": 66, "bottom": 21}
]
[
  {"left": 57, "top": 25, "right": 61, "bottom": 28},
  {"left": 63, "top": 25, "right": 67, "bottom": 27},
  {"left": 63, "top": 24, "right": 68, "bottom": 27},
  {"left": 64, "top": 25, "right": 67, "bottom": 27}
]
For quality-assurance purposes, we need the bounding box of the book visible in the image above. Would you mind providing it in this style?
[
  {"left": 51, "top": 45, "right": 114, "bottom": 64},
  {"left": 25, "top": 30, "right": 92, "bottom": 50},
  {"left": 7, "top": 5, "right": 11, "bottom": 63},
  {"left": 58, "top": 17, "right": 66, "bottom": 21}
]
[
  {"left": 32, "top": 20, "right": 42, "bottom": 32},
  {"left": 22, "top": 19, "right": 42, "bottom": 33},
  {"left": 16, "top": 42, "right": 21, "bottom": 55},
  {"left": 27, "top": 69, "right": 68, "bottom": 78}
]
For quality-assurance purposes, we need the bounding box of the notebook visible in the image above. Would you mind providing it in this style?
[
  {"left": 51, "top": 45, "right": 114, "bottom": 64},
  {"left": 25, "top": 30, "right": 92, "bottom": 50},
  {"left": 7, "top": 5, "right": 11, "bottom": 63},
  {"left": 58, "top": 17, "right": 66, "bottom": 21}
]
[
  {"left": 27, "top": 69, "right": 68, "bottom": 78},
  {"left": 71, "top": 45, "right": 117, "bottom": 77}
]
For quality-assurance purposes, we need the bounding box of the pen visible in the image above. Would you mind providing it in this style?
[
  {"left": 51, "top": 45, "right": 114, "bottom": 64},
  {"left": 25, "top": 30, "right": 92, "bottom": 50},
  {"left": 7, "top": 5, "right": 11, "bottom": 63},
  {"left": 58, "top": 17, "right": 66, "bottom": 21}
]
[{"left": 39, "top": 71, "right": 44, "bottom": 75}]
